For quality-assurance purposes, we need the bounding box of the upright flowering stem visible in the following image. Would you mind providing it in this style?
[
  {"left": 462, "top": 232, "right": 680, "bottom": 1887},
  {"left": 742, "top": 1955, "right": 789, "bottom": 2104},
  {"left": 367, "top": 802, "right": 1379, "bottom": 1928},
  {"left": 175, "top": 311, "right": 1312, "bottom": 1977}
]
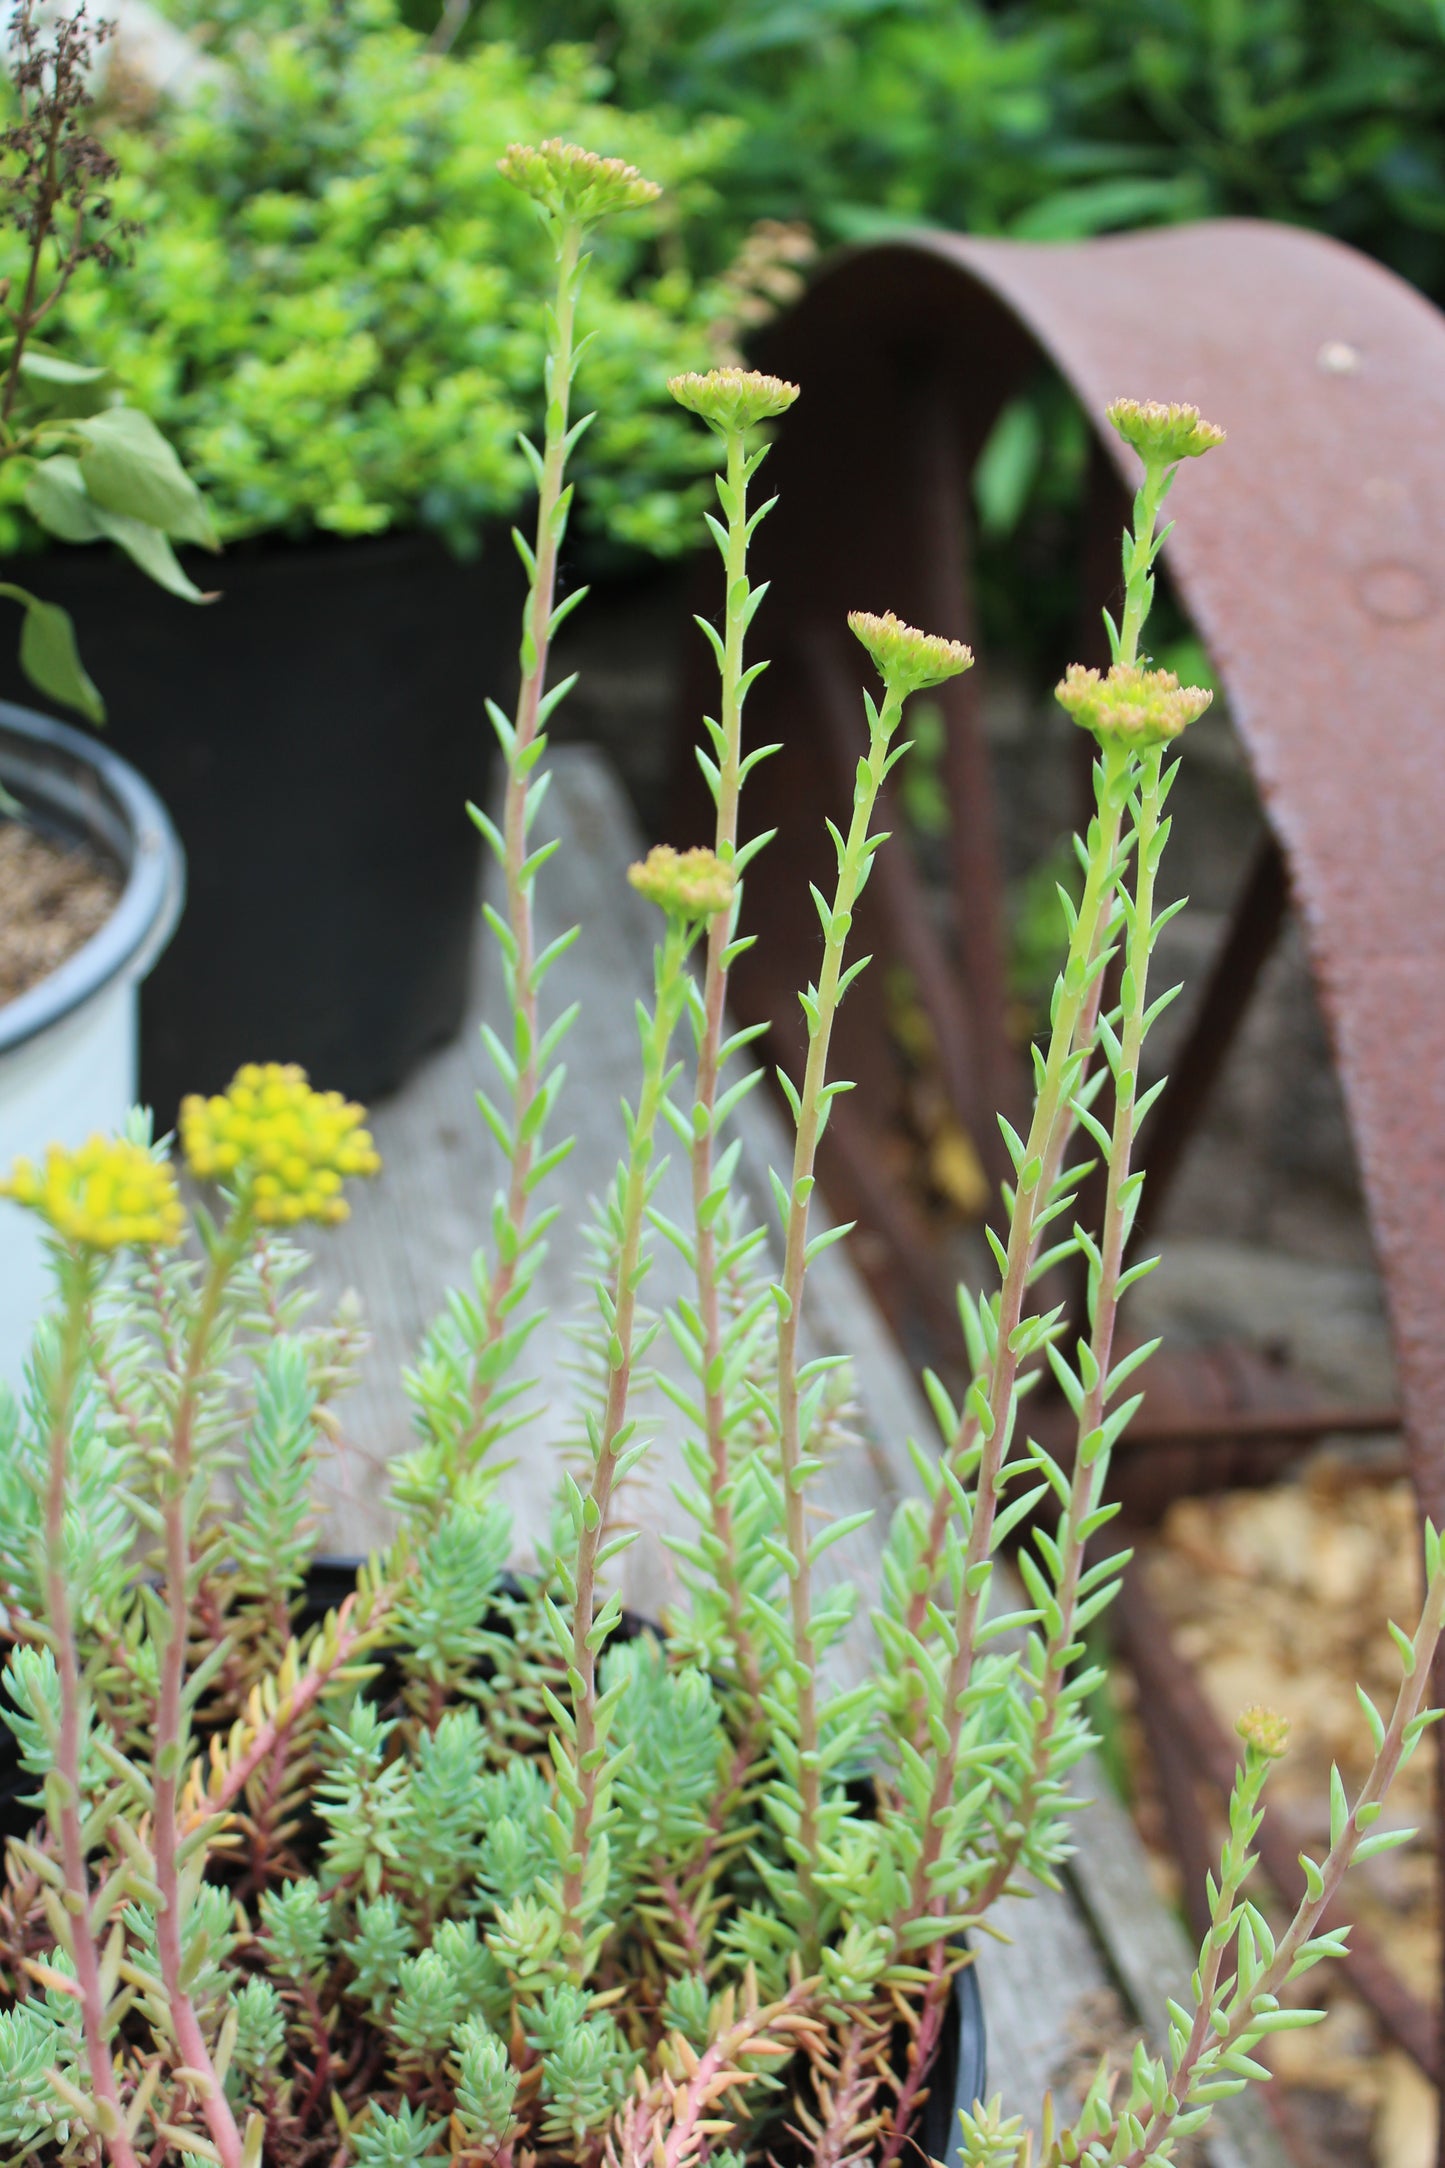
[
  {"left": 41, "top": 1262, "right": 143, "bottom": 2168},
  {"left": 558, "top": 857, "right": 729, "bottom": 1969},
  {"left": 898, "top": 422, "right": 1217, "bottom": 1932},
  {"left": 3, "top": 1139, "right": 183, "bottom": 2161},
  {"left": 142, "top": 1069, "right": 383, "bottom": 2161},
  {"left": 469, "top": 144, "right": 662, "bottom": 1460},
  {"left": 470, "top": 215, "right": 584, "bottom": 1429},
  {"left": 965, "top": 433, "right": 1221, "bottom": 1917},
  {"left": 689, "top": 429, "right": 761, "bottom": 1704},
  {"left": 967, "top": 749, "right": 1171, "bottom": 1920},
  {"left": 902, "top": 746, "right": 1130, "bottom": 1649},
  {"left": 904, "top": 407, "right": 1217, "bottom": 1661},
  {"left": 152, "top": 1225, "right": 248, "bottom": 2168},
  {"left": 775, "top": 613, "right": 971, "bottom": 1903},
  {"left": 668, "top": 368, "right": 798, "bottom": 1718}
]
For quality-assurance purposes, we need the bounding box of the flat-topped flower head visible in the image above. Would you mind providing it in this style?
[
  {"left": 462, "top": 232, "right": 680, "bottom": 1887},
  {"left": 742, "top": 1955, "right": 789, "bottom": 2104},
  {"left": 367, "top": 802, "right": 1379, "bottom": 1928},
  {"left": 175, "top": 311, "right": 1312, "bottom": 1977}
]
[
  {"left": 0, "top": 1135, "right": 183, "bottom": 1251},
  {"left": 848, "top": 611, "right": 973, "bottom": 697},
  {"left": 667, "top": 368, "right": 800, "bottom": 435},
  {"left": 498, "top": 140, "right": 661, "bottom": 226},
  {"left": 1055, "top": 662, "right": 1211, "bottom": 746},
  {"left": 1106, "top": 398, "right": 1226, "bottom": 466},
  {"left": 181, "top": 1062, "right": 380, "bottom": 1226},
  {"left": 628, "top": 845, "right": 735, "bottom": 923},
  {"left": 1236, "top": 1705, "right": 1290, "bottom": 1760}
]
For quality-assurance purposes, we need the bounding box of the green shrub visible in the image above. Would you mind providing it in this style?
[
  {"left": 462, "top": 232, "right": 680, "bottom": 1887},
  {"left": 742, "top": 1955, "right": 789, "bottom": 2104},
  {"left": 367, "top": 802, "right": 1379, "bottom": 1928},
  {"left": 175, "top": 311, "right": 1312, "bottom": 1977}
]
[
  {"left": 449, "top": 0, "right": 1445, "bottom": 297},
  {"left": 0, "top": 0, "right": 734, "bottom": 557}
]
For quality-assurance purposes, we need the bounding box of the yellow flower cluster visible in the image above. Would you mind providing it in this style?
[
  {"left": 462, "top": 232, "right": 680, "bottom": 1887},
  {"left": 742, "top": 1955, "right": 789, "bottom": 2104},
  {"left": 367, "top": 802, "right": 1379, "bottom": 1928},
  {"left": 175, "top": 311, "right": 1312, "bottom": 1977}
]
[
  {"left": 497, "top": 140, "right": 660, "bottom": 225},
  {"left": 0, "top": 1135, "right": 183, "bottom": 1251},
  {"left": 848, "top": 610, "right": 974, "bottom": 696},
  {"left": 1055, "top": 662, "right": 1212, "bottom": 746},
  {"left": 1236, "top": 1705, "right": 1291, "bottom": 1760},
  {"left": 667, "top": 367, "right": 800, "bottom": 435},
  {"left": 628, "top": 845, "right": 735, "bottom": 923},
  {"left": 180, "top": 1063, "right": 380, "bottom": 1226},
  {"left": 1105, "top": 397, "right": 1227, "bottom": 465}
]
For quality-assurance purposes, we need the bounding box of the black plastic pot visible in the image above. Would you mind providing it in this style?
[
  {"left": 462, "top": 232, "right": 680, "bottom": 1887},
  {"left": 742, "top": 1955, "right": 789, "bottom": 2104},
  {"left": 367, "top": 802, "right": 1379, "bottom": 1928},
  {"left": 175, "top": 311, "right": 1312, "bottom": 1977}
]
[
  {"left": 0, "top": 528, "right": 524, "bottom": 1117},
  {"left": 923, "top": 1957, "right": 988, "bottom": 2168},
  {"left": 0, "top": 1556, "right": 987, "bottom": 2156}
]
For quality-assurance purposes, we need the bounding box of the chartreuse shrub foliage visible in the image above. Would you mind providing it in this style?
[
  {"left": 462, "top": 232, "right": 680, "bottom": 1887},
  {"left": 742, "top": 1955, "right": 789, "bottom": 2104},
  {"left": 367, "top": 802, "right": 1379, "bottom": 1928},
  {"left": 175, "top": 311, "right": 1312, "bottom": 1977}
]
[
  {"left": 452, "top": 0, "right": 1445, "bottom": 296},
  {"left": 1, "top": 138, "right": 1442, "bottom": 2168},
  {"left": 0, "top": 0, "right": 733, "bottom": 560}
]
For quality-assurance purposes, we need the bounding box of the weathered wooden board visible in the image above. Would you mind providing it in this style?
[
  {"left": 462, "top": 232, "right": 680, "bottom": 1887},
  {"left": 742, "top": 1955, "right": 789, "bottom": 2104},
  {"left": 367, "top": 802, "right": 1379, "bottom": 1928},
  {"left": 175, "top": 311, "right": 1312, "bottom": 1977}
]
[{"left": 306, "top": 746, "right": 1284, "bottom": 2167}]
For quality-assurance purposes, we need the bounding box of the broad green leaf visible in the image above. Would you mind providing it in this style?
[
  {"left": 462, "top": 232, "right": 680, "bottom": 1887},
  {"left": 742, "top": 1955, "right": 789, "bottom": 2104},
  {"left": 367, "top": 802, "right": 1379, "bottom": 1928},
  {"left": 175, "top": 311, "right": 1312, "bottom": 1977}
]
[
  {"left": 18, "top": 353, "right": 110, "bottom": 386},
  {"left": 16, "top": 351, "right": 116, "bottom": 418},
  {"left": 74, "top": 406, "right": 217, "bottom": 549},
  {"left": 974, "top": 396, "right": 1042, "bottom": 539},
  {"left": 90, "top": 507, "right": 216, "bottom": 604},
  {"left": 0, "top": 581, "right": 105, "bottom": 724},
  {"left": 25, "top": 456, "right": 216, "bottom": 601},
  {"left": 25, "top": 455, "right": 105, "bottom": 544}
]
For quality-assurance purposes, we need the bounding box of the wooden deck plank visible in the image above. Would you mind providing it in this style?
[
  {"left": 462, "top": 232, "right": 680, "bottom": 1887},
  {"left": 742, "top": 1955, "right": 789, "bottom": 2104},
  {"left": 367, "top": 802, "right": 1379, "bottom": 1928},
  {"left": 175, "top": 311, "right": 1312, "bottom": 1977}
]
[{"left": 305, "top": 746, "right": 1284, "bottom": 2165}]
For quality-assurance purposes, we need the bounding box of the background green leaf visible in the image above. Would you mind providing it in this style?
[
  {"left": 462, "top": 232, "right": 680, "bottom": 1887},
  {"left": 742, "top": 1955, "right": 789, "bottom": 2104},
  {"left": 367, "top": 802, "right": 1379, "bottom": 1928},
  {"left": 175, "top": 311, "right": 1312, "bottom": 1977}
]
[
  {"left": 0, "top": 581, "right": 105, "bottom": 724},
  {"left": 74, "top": 407, "right": 219, "bottom": 550},
  {"left": 24, "top": 456, "right": 215, "bottom": 601}
]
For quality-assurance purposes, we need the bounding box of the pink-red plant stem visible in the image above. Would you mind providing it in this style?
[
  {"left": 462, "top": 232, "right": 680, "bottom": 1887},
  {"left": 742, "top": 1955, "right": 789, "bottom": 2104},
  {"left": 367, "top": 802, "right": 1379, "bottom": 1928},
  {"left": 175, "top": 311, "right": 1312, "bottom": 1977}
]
[
  {"left": 468, "top": 218, "right": 584, "bottom": 1446},
  {"left": 689, "top": 424, "right": 766, "bottom": 1721},
  {"left": 153, "top": 1235, "right": 245, "bottom": 2168},
  {"left": 42, "top": 1271, "right": 143, "bottom": 2168},
  {"left": 898, "top": 749, "right": 1131, "bottom": 1925},
  {"left": 561, "top": 922, "right": 691, "bottom": 1965},
  {"left": 774, "top": 682, "right": 907, "bottom": 1903}
]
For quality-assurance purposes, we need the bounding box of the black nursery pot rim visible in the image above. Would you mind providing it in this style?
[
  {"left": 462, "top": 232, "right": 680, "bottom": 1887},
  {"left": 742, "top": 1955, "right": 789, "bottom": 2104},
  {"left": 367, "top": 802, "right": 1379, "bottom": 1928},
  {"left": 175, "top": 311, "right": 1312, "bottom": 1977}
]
[{"left": 0, "top": 700, "right": 184, "bottom": 1059}]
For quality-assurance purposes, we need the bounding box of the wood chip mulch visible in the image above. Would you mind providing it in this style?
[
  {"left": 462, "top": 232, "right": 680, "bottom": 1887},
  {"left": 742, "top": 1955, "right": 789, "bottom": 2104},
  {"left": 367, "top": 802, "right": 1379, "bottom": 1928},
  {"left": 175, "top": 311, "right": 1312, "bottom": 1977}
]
[{"left": 1114, "top": 1459, "right": 1435, "bottom": 2168}]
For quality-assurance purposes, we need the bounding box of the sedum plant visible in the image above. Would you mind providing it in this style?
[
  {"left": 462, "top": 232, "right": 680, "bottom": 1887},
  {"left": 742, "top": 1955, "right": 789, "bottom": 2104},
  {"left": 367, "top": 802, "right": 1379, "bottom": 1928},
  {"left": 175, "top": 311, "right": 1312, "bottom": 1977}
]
[{"left": 0, "top": 140, "right": 1441, "bottom": 2168}]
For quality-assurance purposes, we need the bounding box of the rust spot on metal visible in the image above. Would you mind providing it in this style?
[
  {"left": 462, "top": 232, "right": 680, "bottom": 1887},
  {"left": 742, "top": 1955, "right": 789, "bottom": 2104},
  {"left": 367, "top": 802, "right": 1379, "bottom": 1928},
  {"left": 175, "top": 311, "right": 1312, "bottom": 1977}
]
[{"left": 1358, "top": 559, "right": 1436, "bottom": 623}]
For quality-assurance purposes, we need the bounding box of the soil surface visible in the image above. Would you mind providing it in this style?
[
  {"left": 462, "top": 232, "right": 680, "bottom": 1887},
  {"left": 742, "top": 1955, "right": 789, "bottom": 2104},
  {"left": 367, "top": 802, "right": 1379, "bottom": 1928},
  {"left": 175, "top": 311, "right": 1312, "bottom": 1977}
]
[{"left": 0, "top": 817, "right": 121, "bottom": 1006}]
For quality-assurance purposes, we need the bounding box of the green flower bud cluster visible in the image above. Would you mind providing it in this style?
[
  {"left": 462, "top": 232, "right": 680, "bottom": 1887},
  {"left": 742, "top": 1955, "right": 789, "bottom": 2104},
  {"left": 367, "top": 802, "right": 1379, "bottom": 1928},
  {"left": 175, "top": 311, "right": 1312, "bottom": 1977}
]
[
  {"left": 497, "top": 139, "right": 662, "bottom": 226},
  {"left": 847, "top": 609, "right": 974, "bottom": 695},
  {"left": 1055, "top": 660, "right": 1212, "bottom": 744},
  {"left": 1106, "top": 395, "right": 1228, "bottom": 464},
  {"left": 668, "top": 367, "right": 801, "bottom": 434},
  {"left": 628, "top": 842, "right": 737, "bottom": 921}
]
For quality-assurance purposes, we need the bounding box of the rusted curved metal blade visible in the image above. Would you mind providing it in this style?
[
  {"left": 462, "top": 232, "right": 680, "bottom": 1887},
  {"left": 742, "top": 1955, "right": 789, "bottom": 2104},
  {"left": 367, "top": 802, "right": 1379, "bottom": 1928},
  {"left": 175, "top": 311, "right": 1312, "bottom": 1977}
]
[{"left": 750, "top": 217, "right": 1445, "bottom": 1524}]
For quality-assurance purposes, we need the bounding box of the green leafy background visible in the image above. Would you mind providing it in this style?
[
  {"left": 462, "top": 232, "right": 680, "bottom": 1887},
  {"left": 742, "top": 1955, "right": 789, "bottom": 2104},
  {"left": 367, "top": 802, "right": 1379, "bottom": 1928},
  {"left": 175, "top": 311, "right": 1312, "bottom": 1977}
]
[
  {"left": 7, "top": 0, "right": 1445, "bottom": 564},
  {"left": 0, "top": 0, "right": 736, "bottom": 560},
  {"left": 443, "top": 0, "right": 1445, "bottom": 293}
]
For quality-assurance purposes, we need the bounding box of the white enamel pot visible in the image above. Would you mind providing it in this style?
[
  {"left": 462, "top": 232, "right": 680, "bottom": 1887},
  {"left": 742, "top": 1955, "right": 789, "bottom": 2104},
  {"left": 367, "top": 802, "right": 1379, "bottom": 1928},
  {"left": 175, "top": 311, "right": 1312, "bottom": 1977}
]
[{"left": 0, "top": 702, "right": 184, "bottom": 1385}]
